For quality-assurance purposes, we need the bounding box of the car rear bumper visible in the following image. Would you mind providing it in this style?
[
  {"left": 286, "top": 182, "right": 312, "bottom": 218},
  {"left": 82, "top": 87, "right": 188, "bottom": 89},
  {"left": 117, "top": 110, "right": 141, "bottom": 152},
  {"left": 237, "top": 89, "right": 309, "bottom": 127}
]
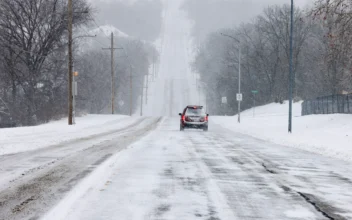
[{"left": 183, "top": 121, "right": 208, "bottom": 128}]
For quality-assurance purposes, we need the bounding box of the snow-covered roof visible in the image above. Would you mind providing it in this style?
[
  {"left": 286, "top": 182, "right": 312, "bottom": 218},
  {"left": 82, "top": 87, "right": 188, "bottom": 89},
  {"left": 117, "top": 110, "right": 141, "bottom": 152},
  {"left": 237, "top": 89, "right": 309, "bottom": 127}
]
[{"left": 90, "top": 25, "right": 129, "bottom": 38}]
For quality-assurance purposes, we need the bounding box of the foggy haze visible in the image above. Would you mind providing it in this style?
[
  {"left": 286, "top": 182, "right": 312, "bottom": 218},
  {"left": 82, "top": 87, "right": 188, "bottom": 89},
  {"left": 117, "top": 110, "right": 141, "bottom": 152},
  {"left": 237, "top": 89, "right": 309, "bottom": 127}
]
[
  {"left": 182, "top": 0, "right": 314, "bottom": 42},
  {"left": 89, "top": 0, "right": 162, "bottom": 41},
  {"left": 1, "top": 0, "right": 352, "bottom": 219},
  {"left": 89, "top": 0, "right": 314, "bottom": 43}
]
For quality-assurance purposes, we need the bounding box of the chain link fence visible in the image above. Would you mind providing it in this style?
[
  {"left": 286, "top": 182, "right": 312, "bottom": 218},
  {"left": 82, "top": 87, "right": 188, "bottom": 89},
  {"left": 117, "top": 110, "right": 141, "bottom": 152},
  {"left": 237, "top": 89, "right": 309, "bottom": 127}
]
[{"left": 302, "top": 94, "right": 352, "bottom": 116}]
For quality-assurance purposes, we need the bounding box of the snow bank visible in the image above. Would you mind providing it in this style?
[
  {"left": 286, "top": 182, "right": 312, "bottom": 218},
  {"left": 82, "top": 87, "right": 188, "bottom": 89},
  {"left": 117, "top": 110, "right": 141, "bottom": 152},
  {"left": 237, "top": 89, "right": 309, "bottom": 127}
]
[
  {"left": 213, "top": 101, "right": 352, "bottom": 161},
  {"left": 0, "top": 114, "right": 137, "bottom": 156}
]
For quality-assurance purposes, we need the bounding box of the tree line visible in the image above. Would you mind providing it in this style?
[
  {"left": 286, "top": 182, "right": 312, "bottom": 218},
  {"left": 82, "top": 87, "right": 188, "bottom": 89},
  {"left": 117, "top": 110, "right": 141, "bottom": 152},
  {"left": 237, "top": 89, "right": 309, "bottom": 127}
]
[
  {"left": 0, "top": 0, "right": 160, "bottom": 127},
  {"left": 190, "top": 0, "right": 352, "bottom": 115}
]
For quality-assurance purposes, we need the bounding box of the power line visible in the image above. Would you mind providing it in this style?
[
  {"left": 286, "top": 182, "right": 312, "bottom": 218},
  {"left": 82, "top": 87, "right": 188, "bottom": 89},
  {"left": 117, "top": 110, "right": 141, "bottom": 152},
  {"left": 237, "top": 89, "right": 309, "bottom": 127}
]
[
  {"left": 89, "top": 15, "right": 112, "bottom": 42},
  {"left": 78, "top": 27, "right": 108, "bottom": 48}
]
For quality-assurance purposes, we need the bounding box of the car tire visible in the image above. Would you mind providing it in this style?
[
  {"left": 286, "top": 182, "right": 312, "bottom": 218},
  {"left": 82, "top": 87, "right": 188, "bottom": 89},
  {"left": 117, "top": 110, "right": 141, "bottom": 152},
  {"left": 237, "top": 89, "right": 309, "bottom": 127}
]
[
  {"left": 203, "top": 126, "right": 208, "bottom": 131},
  {"left": 180, "top": 124, "right": 184, "bottom": 131}
]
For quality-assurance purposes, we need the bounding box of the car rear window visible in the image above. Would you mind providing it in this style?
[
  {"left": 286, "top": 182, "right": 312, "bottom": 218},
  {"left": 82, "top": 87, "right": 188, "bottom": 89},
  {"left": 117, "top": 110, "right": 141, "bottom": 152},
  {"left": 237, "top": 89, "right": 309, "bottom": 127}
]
[{"left": 185, "top": 107, "right": 205, "bottom": 116}]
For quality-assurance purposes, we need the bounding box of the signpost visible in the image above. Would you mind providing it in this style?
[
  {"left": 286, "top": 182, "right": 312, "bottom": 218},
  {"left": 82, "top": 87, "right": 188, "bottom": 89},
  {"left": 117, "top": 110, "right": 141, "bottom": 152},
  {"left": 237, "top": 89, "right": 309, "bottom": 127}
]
[
  {"left": 221, "top": 97, "right": 227, "bottom": 104},
  {"left": 236, "top": 93, "right": 243, "bottom": 122},
  {"left": 236, "top": 93, "right": 242, "bottom": 101},
  {"left": 221, "top": 97, "right": 227, "bottom": 116}
]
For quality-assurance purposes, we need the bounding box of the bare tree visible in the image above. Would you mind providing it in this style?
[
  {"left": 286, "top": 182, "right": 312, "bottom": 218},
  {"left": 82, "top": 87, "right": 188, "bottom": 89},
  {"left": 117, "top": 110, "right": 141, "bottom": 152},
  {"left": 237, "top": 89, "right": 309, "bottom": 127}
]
[
  {"left": 312, "top": 0, "right": 352, "bottom": 93},
  {"left": 76, "top": 37, "right": 157, "bottom": 116},
  {"left": 192, "top": 4, "right": 315, "bottom": 115},
  {"left": 0, "top": 0, "right": 91, "bottom": 125}
]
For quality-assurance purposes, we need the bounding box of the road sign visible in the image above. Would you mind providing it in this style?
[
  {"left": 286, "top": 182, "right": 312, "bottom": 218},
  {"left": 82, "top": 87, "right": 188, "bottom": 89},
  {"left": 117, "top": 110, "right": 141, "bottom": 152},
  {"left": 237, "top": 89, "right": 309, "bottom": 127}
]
[
  {"left": 221, "top": 97, "right": 227, "bottom": 104},
  {"left": 251, "top": 90, "right": 258, "bottom": 94},
  {"left": 236, "top": 93, "right": 243, "bottom": 101}
]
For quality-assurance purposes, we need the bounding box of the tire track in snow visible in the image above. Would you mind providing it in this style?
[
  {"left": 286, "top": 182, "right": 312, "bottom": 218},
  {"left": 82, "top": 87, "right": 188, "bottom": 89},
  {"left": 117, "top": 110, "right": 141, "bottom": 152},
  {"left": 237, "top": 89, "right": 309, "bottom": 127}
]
[
  {"left": 194, "top": 123, "right": 352, "bottom": 219},
  {"left": 0, "top": 118, "right": 162, "bottom": 220},
  {"left": 147, "top": 120, "right": 234, "bottom": 220},
  {"left": 186, "top": 130, "right": 335, "bottom": 219}
]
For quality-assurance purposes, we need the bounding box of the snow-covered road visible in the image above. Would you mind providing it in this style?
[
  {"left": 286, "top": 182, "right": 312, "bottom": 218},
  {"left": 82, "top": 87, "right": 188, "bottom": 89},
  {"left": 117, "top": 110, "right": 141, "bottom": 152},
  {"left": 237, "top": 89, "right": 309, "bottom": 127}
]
[
  {"left": 144, "top": 0, "right": 198, "bottom": 116},
  {"left": 0, "top": 117, "right": 161, "bottom": 220},
  {"left": 1, "top": 0, "right": 351, "bottom": 218},
  {"left": 45, "top": 118, "right": 352, "bottom": 220}
]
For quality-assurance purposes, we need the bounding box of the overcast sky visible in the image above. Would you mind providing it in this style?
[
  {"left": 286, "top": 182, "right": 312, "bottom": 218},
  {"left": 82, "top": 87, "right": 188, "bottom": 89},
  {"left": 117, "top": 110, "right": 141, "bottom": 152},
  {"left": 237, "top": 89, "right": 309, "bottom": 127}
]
[
  {"left": 90, "top": 0, "right": 315, "bottom": 8},
  {"left": 89, "top": 0, "right": 316, "bottom": 42}
]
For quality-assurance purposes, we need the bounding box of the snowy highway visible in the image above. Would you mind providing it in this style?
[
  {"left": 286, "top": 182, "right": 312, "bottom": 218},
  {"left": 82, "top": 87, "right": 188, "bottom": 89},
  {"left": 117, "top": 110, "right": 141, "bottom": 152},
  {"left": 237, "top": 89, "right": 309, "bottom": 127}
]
[
  {"left": 42, "top": 118, "right": 352, "bottom": 220},
  {"left": 1, "top": 117, "right": 352, "bottom": 219},
  {"left": 1, "top": 0, "right": 351, "bottom": 219}
]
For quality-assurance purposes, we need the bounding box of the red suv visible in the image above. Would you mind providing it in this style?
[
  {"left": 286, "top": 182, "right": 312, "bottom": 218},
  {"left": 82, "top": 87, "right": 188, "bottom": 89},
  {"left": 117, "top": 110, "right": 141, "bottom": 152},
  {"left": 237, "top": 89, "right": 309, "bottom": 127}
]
[{"left": 179, "top": 105, "right": 209, "bottom": 131}]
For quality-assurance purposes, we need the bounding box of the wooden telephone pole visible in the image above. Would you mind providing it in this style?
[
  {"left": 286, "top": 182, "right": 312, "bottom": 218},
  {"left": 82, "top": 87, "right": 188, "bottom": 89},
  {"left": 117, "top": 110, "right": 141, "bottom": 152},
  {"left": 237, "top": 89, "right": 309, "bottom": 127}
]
[
  {"left": 140, "top": 78, "right": 143, "bottom": 116},
  {"left": 130, "top": 65, "right": 133, "bottom": 116},
  {"left": 145, "top": 74, "right": 149, "bottom": 105},
  {"left": 68, "top": 0, "right": 73, "bottom": 125},
  {"left": 103, "top": 32, "right": 122, "bottom": 114}
]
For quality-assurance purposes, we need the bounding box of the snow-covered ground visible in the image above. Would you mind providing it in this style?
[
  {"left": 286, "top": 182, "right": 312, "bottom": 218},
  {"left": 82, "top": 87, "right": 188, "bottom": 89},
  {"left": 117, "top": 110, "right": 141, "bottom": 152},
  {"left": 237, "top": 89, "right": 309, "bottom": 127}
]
[
  {"left": 2, "top": 0, "right": 352, "bottom": 218},
  {"left": 43, "top": 118, "right": 352, "bottom": 220},
  {"left": 0, "top": 116, "right": 160, "bottom": 220},
  {"left": 0, "top": 114, "right": 140, "bottom": 156},
  {"left": 213, "top": 102, "right": 352, "bottom": 161}
]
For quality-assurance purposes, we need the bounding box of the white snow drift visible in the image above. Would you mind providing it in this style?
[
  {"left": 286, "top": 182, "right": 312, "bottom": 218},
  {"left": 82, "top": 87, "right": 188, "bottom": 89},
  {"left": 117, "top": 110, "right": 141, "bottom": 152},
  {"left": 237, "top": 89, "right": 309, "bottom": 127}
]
[
  {"left": 0, "top": 114, "right": 138, "bottom": 156},
  {"left": 213, "top": 101, "right": 352, "bottom": 161}
]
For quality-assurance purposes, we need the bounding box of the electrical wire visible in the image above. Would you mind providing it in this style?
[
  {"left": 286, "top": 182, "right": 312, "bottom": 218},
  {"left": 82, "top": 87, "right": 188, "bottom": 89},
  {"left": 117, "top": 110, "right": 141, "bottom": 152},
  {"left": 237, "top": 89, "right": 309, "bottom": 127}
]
[{"left": 78, "top": 26, "right": 108, "bottom": 48}]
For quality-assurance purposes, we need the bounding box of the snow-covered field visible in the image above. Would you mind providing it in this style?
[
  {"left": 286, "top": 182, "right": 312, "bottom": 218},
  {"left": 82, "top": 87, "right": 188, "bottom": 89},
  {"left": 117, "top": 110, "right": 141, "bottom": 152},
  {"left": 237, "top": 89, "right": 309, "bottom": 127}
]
[
  {"left": 0, "top": 114, "right": 139, "bottom": 156},
  {"left": 213, "top": 101, "right": 352, "bottom": 161}
]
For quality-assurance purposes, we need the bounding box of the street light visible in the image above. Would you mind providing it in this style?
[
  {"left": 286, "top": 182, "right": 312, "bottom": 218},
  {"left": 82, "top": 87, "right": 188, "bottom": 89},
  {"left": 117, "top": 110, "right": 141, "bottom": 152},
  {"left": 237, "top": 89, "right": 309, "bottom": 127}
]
[{"left": 220, "top": 32, "right": 241, "bottom": 123}]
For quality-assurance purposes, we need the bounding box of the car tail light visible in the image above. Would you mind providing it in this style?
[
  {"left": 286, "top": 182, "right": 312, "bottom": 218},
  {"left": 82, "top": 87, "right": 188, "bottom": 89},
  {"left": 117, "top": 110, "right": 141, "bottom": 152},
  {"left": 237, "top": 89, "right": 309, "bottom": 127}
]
[
  {"left": 205, "top": 116, "right": 208, "bottom": 121},
  {"left": 182, "top": 115, "right": 185, "bottom": 121}
]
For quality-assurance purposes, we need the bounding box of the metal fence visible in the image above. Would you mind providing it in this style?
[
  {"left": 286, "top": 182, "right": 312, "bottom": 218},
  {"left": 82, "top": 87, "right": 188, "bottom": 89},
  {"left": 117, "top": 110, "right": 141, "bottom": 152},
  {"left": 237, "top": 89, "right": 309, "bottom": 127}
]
[{"left": 302, "top": 94, "right": 352, "bottom": 116}]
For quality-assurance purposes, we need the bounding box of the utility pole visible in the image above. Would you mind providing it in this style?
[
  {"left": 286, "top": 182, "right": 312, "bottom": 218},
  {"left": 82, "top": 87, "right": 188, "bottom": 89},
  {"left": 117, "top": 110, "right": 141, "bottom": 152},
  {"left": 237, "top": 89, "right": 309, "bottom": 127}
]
[
  {"left": 102, "top": 32, "right": 122, "bottom": 114},
  {"left": 288, "top": 0, "right": 294, "bottom": 133},
  {"left": 238, "top": 42, "right": 241, "bottom": 123},
  {"left": 145, "top": 74, "right": 149, "bottom": 104},
  {"left": 152, "top": 52, "right": 155, "bottom": 81},
  {"left": 111, "top": 33, "right": 114, "bottom": 114},
  {"left": 130, "top": 65, "right": 133, "bottom": 116},
  {"left": 68, "top": 0, "right": 73, "bottom": 125},
  {"left": 140, "top": 77, "right": 143, "bottom": 116}
]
